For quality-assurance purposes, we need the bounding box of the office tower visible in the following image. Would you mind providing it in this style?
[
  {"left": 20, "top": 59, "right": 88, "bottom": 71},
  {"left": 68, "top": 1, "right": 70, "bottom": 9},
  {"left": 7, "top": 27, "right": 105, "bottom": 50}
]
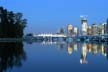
[
  {"left": 73, "top": 27, "right": 78, "bottom": 36},
  {"left": 87, "top": 26, "right": 92, "bottom": 36},
  {"left": 67, "top": 24, "right": 73, "bottom": 36},
  {"left": 91, "top": 24, "right": 99, "bottom": 36},
  {"left": 59, "top": 27, "right": 65, "bottom": 34},
  {"left": 105, "top": 19, "right": 108, "bottom": 34},
  {"left": 81, "top": 16, "right": 88, "bottom": 36},
  {"left": 100, "top": 23, "right": 106, "bottom": 35}
]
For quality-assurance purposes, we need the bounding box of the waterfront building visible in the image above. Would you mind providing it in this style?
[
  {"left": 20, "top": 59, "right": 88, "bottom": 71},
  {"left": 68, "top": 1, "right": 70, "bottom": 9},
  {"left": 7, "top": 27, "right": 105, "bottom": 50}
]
[
  {"left": 87, "top": 26, "right": 92, "bottom": 36},
  {"left": 100, "top": 23, "right": 106, "bottom": 35},
  {"left": 59, "top": 27, "right": 65, "bottom": 34},
  {"left": 105, "top": 19, "right": 108, "bottom": 34},
  {"left": 91, "top": 24, "right": 99, "bottom": 36},
  {"left": 81, "top": 17, "right": 88, "bottom": 36},
  {"left": 67, "top": 24, "right": 73, "bottom": 36},
  {"left": 73, "top": 27, "right": 78, "bottom": 36}
]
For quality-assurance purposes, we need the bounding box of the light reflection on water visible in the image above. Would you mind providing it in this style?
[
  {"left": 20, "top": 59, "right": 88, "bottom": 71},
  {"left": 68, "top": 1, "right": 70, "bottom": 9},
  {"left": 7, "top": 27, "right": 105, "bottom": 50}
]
[
  {"left": 25, "top": 41, "right": 108, "bottom": 65},
  {"left": 0, "top": 41, "right": 108, "bottom": 72},
  {"left": 39, "top": 41, "right": 108, "bottom": 64}
]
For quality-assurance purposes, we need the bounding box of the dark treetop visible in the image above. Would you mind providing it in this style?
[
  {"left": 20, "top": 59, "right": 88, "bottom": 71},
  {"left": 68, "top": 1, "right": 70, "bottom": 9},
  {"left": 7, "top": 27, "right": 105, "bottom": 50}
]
[{"left": 0, "top": 7, "right": 27, "bottom": 38}]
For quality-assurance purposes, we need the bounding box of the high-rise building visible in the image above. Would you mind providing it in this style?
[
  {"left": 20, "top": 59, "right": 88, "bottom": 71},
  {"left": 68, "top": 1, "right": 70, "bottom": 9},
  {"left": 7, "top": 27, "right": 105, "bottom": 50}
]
[
  {"left": 73, "top": 27, "right": 78, "bottom": 36},
  {"left": 67, "top": 24, "right": 73, "bottom": 36},
  {"left": 91, "top": 24, "right": 99, "bottom": 36},
  {"left": 100, "top": 23, "right": 106, "bottom": 35},
  {"left": 105, "top": 19, "right": 108, "bottom": 34},
  {"left": 59, "top": 27, "right": 65, "bottom": 34},
  {"left": 81, "top": 17, "right": 88, "bottom": 36},
  {"left": 87, "top": 26, "right": 92, "bottom": 36}
]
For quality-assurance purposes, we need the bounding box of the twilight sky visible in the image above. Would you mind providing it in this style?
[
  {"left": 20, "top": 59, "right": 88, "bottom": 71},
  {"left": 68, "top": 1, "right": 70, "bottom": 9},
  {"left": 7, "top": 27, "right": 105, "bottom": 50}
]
[{"left": 0, "top": 0, "right": 108, "bottom": 34}]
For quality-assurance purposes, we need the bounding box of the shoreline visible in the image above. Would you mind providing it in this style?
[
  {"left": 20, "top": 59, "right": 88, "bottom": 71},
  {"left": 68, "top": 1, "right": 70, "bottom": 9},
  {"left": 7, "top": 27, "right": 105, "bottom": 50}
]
[{"left": 0, "top": 38, "right": 23, "bottom": 42}]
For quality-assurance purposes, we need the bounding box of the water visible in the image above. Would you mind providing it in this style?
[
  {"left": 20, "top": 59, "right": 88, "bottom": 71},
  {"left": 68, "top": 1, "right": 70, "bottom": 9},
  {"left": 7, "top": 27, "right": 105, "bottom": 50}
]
[{"left": 0, "top": 41, "right": 108, "bottom": 72}]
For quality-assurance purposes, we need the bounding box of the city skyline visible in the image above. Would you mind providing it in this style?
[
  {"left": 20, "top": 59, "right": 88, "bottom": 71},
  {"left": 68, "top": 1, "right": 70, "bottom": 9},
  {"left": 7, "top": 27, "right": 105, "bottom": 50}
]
[
  {"left": 57, "top": 17, "right": 108, "bottom": 36},
  {"left": 0, "top": 0, "right": 108, "bottom": 34},
  {"left": 0, "top": 1, "right": 108, "bottom": 72}
]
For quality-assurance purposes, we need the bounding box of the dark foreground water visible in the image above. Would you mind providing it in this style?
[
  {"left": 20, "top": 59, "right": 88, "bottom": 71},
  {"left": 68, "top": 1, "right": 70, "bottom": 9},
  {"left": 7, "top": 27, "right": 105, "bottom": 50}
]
[{"left": 0, "top": 41, "right": 108, "bottom": 72}]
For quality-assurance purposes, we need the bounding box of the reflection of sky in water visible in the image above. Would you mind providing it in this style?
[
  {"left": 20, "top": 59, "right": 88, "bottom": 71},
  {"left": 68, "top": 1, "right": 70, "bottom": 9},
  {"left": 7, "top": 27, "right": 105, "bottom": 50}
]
[{"left": 1, "top": 42, "right": 108, "bottom": 72}]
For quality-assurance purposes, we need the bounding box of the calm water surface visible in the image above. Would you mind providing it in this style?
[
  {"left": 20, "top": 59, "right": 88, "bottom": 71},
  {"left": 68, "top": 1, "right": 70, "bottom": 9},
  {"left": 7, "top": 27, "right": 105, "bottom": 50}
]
[{"left": 0, "top": 42, "right": 108, "bottom": 72}]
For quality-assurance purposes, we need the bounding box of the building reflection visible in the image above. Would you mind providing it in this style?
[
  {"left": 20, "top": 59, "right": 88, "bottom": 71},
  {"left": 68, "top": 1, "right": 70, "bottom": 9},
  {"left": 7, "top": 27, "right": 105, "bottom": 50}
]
[
  {"left": 66, "top": 42, "right": 108, "bottom": 64},
  {"left": 106, "top": 44, "right": 108, "bottom": 60},
  {"left": 104, "top": 43, "right": 108, "bottom": 59},
  {"left": 87, "top": 44, "right": 92, "bottom": 52},
  {"left": 80, "top": 43, "right": 88, "bottom": 64},
  {"left": 67, "top": 44, "right": 73, "bottom": 55},
  {"left": 67, "top": 42, "right": 78, "bottom": 55},
  {"left": 92, "top": 44, "right": 98, "bottom": 55},
  {"left": 73, "top": 43, "right": 78, "bottom": 51},
  {"left": 57, "top": 42, "right": 65, "bottom": 51},
  {"left": 100, "top": 44, "right": 106, "bottom": 56},
  {"left": 35, "top": 41, "right": 108, "bottom": 64},
  {"left": 0, "top": 42, "right": 26, "bottom": 72}
]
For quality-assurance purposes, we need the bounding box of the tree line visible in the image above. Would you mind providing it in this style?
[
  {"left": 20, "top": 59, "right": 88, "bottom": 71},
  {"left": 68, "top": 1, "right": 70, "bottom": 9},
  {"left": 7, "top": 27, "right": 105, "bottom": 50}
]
[{"left": 0, "top": 7, "right": 27, "bottom": 38}]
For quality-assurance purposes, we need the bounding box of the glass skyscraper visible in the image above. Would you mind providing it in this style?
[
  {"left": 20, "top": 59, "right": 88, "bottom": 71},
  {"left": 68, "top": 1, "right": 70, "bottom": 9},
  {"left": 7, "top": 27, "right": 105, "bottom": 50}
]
[{"left": 106, "top": 19, "right": 108, "bottom": 34}]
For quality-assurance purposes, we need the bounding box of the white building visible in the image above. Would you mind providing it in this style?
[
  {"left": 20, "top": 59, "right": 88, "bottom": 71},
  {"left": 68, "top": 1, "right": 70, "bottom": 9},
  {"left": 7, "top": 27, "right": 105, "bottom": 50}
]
[
  {"left": 74, "top": 27, "right": 78, "bottom": 35},
  {"left": 81, "top": 17, "right": 88, "bottom": 35},
  {"left": 67, "top": 24, "right": 73, "bottom": 36}
]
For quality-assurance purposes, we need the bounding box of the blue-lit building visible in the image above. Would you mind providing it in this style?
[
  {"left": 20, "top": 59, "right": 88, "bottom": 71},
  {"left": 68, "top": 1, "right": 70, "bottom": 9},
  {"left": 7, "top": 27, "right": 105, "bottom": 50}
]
[
  {"left": 100, "top": 23, "right": 106, "bottom": 35},
  {"left": 91, "top": 24, "right": 99, "bottom": 36},
  {"left": 106, "top": 19, "right": 108, "bottom": 34}
]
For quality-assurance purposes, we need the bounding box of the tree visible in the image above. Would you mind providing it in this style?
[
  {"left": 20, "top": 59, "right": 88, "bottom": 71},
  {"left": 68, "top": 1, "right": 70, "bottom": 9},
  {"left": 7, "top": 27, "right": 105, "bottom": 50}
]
[
  {"left": 0, "top": 6, "right": 27, "bottom": 38},
  {"left": 14, "top": 13, "right": 27, "bottom": 38}
]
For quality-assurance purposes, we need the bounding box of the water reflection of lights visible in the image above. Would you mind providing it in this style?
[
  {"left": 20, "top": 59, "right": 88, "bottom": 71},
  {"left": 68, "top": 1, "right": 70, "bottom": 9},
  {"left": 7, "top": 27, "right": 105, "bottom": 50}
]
[
  {"left": 80, "top": 43, "right": 88, "bottom": 64},
  {"left": 41, "top": 41, "right": 66, "bottom": 45},
  {"left": 87, "top": 44, "right": 92, "bottom": 52},
  {"left": 74, "top": 43, "right": 78, "bottom": 51},
  {"left": 92, "top": 44, "right": 98, "bottom": 54},
  {"left": 36, "top": 41, "right": 108, "bottom": 64},
  {"left": 68, "top": 44, "right": 73, "bottom": 54},
  {"left": 101, "top": 44, "right": 107, "bottom": 56},
  {"left": 80, "top": 59, "right": 88, "bottom": 64}
]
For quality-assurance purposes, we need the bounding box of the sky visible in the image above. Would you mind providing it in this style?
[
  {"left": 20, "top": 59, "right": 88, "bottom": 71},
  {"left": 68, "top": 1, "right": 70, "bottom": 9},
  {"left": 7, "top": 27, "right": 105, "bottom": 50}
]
[{"left": 0, "top": 0, "right": 108, "bottom": 34}]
